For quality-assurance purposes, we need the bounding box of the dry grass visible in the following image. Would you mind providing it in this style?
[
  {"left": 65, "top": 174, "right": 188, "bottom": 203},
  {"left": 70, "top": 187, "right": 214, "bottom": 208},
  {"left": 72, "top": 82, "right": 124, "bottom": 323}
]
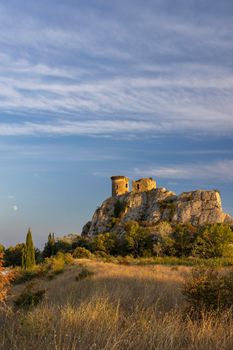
[{"left": 1, "top": 260, "right": 233, "bottom": 349}]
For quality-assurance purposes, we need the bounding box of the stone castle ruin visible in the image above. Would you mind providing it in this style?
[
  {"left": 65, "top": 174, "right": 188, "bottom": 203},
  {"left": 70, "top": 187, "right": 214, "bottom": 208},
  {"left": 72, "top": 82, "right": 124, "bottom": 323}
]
[{"left": 111, "top": 176, "right": 156, "bottom": 196}]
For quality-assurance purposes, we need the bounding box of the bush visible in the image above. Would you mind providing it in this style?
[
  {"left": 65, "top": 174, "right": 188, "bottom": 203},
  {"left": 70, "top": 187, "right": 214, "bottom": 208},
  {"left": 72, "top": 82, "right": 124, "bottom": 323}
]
[
  {"left": 75, "top": 267, "right": 94, "bottom": 281},
  {"left": 14, "top": 283, "right": 46, "bottom": 309},
  {"left": 73, "top": 247, "right": 93, "bottom": 259},
  {"left": 94, "top": 250, "right": 109, "bottom": 258},
  {"left": 183, "top": 268, "right": 233, "bottom": 313},
  {"left": 0, "top": 253, "right": 14, "bottom": 302},
  {"left": 13, "top": 268, "right": 42, "bottom": 285}
]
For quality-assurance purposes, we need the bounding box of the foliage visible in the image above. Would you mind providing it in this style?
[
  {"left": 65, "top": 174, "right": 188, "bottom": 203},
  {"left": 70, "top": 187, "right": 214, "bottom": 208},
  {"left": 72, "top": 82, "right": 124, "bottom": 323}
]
[
  {"left": 73, "top": 247, "right": 93, "bottom": 258},
  {"left": 0, "top": 253, "right": 14, "bottom": 302},
  {"left": 124, "top": 221, "right": 153, "bottom": 257},
  {"left": 44, "top": 252, "right": 74, "bottom": 278},
  {"left": 92, "top": 233, "right": 117, "bottom": 255},
  {"left": 13, "top": 268, "right": 42, "bottom": 285},
  {"left": 152, "top": 221, "right": 175, "bottom": 257},
  {"left": 75, "top": 267, "right": 94, "bottom": 281},
  {"left": 0, "top": 244, "right": 4, "bottom": 253},
  {"left": 43, "top": 233, "right": 55, "bottom": 258},
  {"left": 4, "top": 243, "right": 25, "bottom": 267},
  {"left": 14, "top": 282, "right": 46, "bottom": 309},
  {"left": 22, "top": 228, "right": 36, "bottom": 269},
  {"left": 172, "top": 224, "right": 197, "bottom": 257},
  {"left": 72, "top": 236, "right": 93, "bottom": 252},
  {"left": 183, "top": 268, "right": 233, "bottom": 313},
  {"left": 192, "top": 224, "right": 233, "bottom": 258}
]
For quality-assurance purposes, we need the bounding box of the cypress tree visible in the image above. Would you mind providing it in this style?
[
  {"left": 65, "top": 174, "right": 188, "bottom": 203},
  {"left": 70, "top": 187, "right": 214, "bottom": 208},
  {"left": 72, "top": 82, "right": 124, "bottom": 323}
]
[
  {"left": 43, "top": 233, "right": 55, "bottom": 258},
  {"left": 22, "top": 228, "right": 36, "bottom": 269}
]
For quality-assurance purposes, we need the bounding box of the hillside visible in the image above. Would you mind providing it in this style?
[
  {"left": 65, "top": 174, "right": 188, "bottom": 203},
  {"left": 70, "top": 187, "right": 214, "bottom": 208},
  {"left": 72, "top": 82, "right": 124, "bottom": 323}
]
[
  {"left": 1, "top": 260, "right": 233, "bottom": 350},
  {"left": 82, "top": 188, "right": 233, "bottom": 236}
]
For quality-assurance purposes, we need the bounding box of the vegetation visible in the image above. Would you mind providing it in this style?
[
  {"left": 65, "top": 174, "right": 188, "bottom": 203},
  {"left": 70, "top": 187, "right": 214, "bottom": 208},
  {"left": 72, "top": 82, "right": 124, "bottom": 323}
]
[
  {"left": 183, "top": 267, "right": 233, "bottom": 313},
  {"left": 22, "top": 229, "right": 36, "bottom": 269},
  {"left": 1, "top": 261, "right": 233, "bottom": 349},
  {"left": 42, "top": 233, "right": 55, "bottom": 258},
  {"left": 14, "top": 283, "right": 46, "bottom": 309},
  {"left": 0, "top": 253, "right": 14, "bottom": 302},
  {"left": 73, "top": 247, "right": 93, "bottom": 258}
]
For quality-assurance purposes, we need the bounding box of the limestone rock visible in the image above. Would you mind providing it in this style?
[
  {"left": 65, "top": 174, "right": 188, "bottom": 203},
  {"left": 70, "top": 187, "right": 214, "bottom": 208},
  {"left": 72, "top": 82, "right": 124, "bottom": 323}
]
[{"left": 82, "top": 188, "right": 233, "bottom": 236}]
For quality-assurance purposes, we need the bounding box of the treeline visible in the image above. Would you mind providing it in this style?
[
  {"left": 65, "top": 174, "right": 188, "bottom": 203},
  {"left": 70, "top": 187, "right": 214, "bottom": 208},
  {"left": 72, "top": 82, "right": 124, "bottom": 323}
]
[{"left": 1, "top": 221, "right": 233, "bottom": 267}]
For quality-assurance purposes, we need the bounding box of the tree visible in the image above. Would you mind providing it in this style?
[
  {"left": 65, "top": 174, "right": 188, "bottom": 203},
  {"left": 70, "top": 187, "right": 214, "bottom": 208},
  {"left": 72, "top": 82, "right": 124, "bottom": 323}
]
[
  {"left": 92, "top": 233, "right": 117, "bottom": 255},
  {"left": 0, "top": 244, "right": 4, "bottom": 253},
  {"left": 172, "top": 224, "right": 197, "bottom": 257},
  {"left": 192, "top": 224, "right": 233, "bottom": 258},
  {"left": 0, "top": 253, "right": 14, "bottom": 302},
  {"left": 4, "top": 243, "right": 25, "bottom": 267},
  {"left": 124, "top": 221, "right": 153, "bottom": 257},
  {"left": 22, "top": 228, "right": 36, "bottom": 269},
  {"left": 152, "top": 221, "right": 175, "bottom": 256},
  {"left": 43, "top": 233, "right": 56, "bottom": 258}
]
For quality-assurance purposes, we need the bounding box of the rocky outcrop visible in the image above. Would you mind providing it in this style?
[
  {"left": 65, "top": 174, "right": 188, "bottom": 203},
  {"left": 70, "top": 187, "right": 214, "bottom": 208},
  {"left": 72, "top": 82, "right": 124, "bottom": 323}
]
[{"left": 82, "top": 188, "right": 233, "bottom": 236}]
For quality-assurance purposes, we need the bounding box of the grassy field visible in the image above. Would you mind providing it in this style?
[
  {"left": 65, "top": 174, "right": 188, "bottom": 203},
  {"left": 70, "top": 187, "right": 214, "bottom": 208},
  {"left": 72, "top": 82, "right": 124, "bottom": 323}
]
[{"left": 1, "top": 260, "right": 233, "bottom": 349}]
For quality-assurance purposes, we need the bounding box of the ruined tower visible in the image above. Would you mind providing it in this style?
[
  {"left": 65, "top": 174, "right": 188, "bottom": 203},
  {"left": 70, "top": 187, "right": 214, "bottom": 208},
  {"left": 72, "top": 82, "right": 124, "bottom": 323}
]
[
  {"left": 111, "top": 176, "right": 129, "bottom": 196},
  {"left": 132, "top": 177, "right": 156, "bottom": 193}
]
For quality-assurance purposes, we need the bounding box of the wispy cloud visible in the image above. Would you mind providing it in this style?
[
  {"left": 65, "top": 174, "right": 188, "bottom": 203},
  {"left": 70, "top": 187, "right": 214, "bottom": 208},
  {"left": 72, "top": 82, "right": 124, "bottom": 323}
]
[
  {"left": 0, "top": 2, "right": 232, "bottom": 137},
  {"left": 134, "top": 160, "right": 233, "bottom": 182}
]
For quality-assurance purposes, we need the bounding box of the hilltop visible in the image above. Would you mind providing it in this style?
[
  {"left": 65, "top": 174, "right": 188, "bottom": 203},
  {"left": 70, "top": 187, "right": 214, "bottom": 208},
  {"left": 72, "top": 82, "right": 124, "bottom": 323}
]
[{"left": 82, "top": 188, "right": 233, "bottom": 236}]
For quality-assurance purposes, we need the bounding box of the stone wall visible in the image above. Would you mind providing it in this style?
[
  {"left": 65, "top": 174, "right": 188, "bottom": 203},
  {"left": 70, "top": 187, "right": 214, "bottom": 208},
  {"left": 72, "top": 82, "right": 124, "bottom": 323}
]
[{"left": 132, "top": 178, "right": 156, "bottom": 193}]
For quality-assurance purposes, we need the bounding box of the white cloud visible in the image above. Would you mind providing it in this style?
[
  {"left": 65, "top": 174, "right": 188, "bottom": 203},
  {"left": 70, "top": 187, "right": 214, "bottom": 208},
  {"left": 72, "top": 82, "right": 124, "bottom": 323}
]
[
  {"left": 134, "top": 160, "right": 233, "bottom": 182},
  {"left": 0, "top": 3, "right": 231, "bottom": 137}
]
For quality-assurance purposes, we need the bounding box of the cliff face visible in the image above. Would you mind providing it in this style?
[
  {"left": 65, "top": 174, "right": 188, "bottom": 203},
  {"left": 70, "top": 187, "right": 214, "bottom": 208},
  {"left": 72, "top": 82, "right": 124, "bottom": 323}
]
[{"left": 82, "top": 188, "right": 233, "bottom": 236}]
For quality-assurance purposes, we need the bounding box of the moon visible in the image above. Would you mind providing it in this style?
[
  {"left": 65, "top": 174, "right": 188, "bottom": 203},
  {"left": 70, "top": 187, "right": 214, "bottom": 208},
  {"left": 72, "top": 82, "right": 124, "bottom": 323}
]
[{"left": 13, "top": 205, "right": 18, "bottom": 211}]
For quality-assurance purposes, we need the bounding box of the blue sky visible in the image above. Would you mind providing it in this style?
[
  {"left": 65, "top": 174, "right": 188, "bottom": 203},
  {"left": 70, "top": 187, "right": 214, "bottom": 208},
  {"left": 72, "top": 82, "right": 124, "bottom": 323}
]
[{"left": 0, "top": 0, "right": 233, "bottom": 248}]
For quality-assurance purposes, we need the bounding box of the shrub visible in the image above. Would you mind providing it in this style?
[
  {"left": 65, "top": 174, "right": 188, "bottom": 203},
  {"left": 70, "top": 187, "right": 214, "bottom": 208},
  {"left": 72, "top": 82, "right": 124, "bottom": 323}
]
[
  {"left": 63, "top": 253, "right": 75, "bottom": 265},
  {"left": 0, "top": 253, "right": 14, "bottom": 302},
  {"left": 13, "top": 268, "right": 42, "bottom": 285},
  {"left": 183, "top": 268, "right": 233, "bottom": 313},
  {"left": 75, "top": 267, "right": 94, "bottom": 281},
  {"left": 94, "top": 250, "right": 109, "bottom": 258},
  {"left": 14, "top": 283, "right": 46, "bottom": 309},
  {"left": 73, "top": 247, "right": 93, "bottom": 258}
]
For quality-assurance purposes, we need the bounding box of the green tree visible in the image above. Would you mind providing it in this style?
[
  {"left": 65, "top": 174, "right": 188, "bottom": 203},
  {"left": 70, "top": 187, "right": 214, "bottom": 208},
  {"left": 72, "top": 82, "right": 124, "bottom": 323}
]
[
  {"left": 4, "top": 243, "right": 25, "bottom": 267},
  {"left": 192, "top": 224, "right": 233, "bottom": 258},
  {"left": 172, "top": 224, "right": 197, "bottom": 257},
  {"left": 124, "top": 221, "right": 153, "bottom": 257},
  {"left": 22, "top": 228, "right": 36, "bottom": 269},
  {"left": 92, "top": 233, "right": 117, "bottom": 255},
  {"left": 43, "top": 233, "right": 56, "bottom": 258},
  {"left": 153, "top": 221, "right": 175, "bottom": 256},
  {"left": 0, "top": 244, "right": 4, "bottom": 253}
]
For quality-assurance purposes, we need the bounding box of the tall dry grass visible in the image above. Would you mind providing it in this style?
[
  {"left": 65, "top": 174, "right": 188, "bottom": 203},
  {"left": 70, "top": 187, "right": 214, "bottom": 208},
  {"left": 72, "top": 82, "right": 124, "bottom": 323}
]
[{"left": 0, "top": 260, "right": 233, "bottom": 349}]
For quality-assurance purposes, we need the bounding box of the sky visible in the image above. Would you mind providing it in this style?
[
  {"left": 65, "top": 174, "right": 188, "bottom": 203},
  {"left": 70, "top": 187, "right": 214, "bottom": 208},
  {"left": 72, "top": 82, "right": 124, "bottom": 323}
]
[{"left": 0, "top": 0, "right": 233, "bottom": 248}]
